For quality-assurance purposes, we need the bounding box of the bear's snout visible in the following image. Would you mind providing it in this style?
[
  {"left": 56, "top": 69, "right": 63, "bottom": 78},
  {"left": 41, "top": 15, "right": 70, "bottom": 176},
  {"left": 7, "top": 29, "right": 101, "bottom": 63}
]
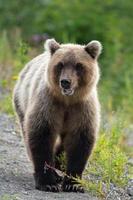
[
  {"left": 60, "top": 79, "right": 74, "bottom": 96},
  {"left": 60, "top": 79, "right": 71, "bottom": 89}
]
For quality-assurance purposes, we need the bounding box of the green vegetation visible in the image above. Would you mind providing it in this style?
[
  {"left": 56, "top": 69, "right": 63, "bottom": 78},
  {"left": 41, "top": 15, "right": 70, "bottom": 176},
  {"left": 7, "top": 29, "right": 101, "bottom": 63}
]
[
  {"left": 0, "top": 95, "right": 14, "bottom": 115},
  {"left": 0, "top": 0, "right": 132, "bottom": 198},
  {"left": 0, "top": 194, "right": 18, "bottom": 200},
  {"left": 81, "top": 113, "right": 130, "bottom": 197}
]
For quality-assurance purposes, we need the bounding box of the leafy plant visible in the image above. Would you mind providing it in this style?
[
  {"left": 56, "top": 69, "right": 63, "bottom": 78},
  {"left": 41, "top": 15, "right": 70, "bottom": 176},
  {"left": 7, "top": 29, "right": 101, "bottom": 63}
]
[{"left": 77, "top": 112, "right": 130, "bottom": 197}]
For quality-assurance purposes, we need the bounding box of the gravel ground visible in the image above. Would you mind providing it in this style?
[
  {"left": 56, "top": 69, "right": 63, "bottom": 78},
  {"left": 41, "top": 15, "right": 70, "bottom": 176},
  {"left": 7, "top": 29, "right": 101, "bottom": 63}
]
[{"left": 0, "top": 113, "right": 132, "bottom": 200}]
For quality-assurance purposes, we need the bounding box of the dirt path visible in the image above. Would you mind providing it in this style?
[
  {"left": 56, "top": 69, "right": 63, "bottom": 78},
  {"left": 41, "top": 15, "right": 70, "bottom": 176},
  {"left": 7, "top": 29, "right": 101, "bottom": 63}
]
[{"left": 0, "top": 114, "right": 98, "bottom": 200}]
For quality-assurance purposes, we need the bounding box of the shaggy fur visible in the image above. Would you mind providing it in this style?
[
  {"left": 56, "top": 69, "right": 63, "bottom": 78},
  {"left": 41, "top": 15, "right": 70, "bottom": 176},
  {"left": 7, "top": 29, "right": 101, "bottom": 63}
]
[{"left": 13, "top": 39, "right": 102, "bottom": 193}]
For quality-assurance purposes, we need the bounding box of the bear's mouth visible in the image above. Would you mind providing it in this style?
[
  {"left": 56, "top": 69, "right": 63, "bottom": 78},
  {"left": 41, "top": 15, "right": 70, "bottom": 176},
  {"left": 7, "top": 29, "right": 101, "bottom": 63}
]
[{"left": 61, "top": 88, "right": 74, "bottom": 96}]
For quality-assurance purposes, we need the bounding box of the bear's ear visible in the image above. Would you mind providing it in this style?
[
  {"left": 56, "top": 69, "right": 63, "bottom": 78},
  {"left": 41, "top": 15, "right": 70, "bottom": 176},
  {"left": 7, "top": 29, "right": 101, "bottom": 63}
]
[
  {"left": 85, "top": 40, "right": 102, "bottom": 59},
  {"left": 44, "top": 38, "right": 60, "bottom": 54}
]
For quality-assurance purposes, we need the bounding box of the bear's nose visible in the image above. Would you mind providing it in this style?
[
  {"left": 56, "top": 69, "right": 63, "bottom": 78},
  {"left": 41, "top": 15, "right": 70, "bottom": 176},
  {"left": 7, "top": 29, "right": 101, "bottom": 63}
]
[{"left": 60, "top": 79, "right": 71, "bottom": 89}]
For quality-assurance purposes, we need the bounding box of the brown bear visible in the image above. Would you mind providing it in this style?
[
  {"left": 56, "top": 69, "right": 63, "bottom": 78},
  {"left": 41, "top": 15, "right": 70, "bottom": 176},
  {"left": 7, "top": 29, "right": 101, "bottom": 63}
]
[{"left": 13, "top": 39, "right": 102, "bottom": 193}]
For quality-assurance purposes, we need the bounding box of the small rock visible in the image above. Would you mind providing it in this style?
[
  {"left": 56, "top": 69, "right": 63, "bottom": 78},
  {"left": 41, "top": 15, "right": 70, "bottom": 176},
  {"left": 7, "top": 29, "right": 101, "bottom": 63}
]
[
  {"left": 22, "top": 191, "right": 28, "bottom": 195},
  {"left": 127, "top": 187, "right": 133, "bottom": 196},
  {"left": 12, "top": 131, "right": 17, "bottom": 135}
]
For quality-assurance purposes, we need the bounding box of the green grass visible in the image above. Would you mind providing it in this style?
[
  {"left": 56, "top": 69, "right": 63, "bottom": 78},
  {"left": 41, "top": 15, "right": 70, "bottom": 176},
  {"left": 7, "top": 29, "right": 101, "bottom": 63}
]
[
  {"left": 82, "top": 133, "right": 129, "bottom": 197},
  {"left": 0, "top": 95, "right": 14, "bottom": 116},
  {"left": 0, "top": 31, "right": 13, "bottom": 67},
  {"left": 70, "top": 112, "right": 132, "bottom": 197},
  {"left": 0, "top": 35, "right": 32, "bottom": 116},
  {"left": 0, "top": 194, "right": 18, "bottom": 200},
  {"left": 0, "top": 30, "right": 32, "bottom": 91}
]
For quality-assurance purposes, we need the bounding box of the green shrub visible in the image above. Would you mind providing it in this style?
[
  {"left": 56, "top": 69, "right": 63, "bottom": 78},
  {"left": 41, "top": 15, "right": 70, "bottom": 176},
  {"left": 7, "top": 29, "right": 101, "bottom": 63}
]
[{"left": 78, "top": 112, "right": 130, "bottom": 197}]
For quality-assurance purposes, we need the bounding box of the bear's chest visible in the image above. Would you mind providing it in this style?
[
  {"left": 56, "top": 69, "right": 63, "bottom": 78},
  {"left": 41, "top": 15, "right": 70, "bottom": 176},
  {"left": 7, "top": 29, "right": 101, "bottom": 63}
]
[{"left": 52, "top": 105, "right": 83, "bottom": 135}]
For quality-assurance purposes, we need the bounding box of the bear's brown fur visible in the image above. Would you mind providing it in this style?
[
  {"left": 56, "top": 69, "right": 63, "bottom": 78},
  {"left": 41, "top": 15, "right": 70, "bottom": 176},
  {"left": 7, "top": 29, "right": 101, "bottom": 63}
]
[{"left": 13, "top": 39, "right": 102, "bottom": 193}]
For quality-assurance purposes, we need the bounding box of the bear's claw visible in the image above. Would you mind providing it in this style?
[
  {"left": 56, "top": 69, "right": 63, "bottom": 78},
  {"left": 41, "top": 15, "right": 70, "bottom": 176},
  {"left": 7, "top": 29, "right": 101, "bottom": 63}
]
[
  {"left": 36, "top": 184, "right": 61, "bottom": 192},
  {"left": 63, "top": 184, "right": 84, "bottom": 193}
]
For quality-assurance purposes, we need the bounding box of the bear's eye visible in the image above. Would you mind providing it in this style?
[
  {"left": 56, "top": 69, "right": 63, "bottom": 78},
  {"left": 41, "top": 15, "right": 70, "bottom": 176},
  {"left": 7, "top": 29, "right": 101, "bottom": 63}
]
[
  {"left": 76, "top": 63, "right": 84, "bottom": 75},
  {"left": 56, "top": 62, "right": 64, "bottom": 74},
  {"left": 57, "top": 62, "right": 63, "bottom": 69}
]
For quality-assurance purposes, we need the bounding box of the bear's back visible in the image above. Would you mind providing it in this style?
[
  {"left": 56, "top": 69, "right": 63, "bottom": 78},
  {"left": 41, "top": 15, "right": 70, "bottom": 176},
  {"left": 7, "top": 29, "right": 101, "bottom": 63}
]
[{"left": 13, "top": 52, "right": 49, "bottom": 114}]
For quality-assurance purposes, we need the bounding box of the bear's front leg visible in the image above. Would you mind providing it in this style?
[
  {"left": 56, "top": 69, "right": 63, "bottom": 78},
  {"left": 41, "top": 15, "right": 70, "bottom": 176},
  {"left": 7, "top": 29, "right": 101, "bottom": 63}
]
[
  {"left": 63, "top": 128, "right": 95, "bottom": 193},
  {"left": 25, "top": 118, "right": 61, "bottom": 192}
]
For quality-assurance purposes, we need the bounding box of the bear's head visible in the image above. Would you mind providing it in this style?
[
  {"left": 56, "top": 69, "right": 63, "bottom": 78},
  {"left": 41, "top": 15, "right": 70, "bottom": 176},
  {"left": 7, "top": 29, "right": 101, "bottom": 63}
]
[{"left": 45, "top": 39, "right": 102, "bottom": 102}]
